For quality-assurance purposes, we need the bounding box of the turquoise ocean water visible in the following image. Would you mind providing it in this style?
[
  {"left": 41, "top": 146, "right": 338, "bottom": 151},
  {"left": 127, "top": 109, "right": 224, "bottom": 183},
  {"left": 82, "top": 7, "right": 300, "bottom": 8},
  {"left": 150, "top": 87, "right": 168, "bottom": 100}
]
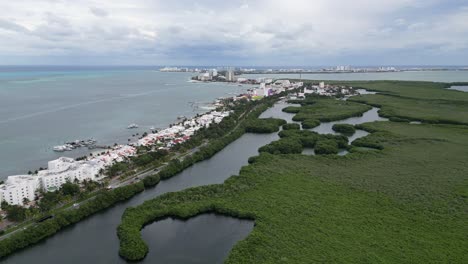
[
  {"left": 0, "top": 67, "right": 247, "bottom": 179},
  {"left": 0, "top": 66, "right": 467, "bottom": 179}
]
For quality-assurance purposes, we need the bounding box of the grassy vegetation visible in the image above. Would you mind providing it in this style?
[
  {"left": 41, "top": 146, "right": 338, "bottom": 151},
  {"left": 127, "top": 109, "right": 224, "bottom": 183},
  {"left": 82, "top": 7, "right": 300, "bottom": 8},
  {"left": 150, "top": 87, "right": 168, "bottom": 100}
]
[
  {"left": 118, "top": 121, "right": 468, "bottom": 262},
  {"left": 314, "top": 139, "right": 339, "bottom": 154},
  {"left": 282, "top": 123, "right": 300, "bottom": 130},
  {"left": 332, "top": 123, "right": 356, "bottom": 135},
  {"left": 258, "top": 138, "right": 303, "bottom": 154},
  {"left": 301, "top": 119, "right": 320, "bottom": 129},
  {"left": 245, "top": 118, "right": 287, "bottom": 133},
  {"left": 338, "top": 80, "right": 468, "bottom": 125},
  {"left": 282, "top": 106, "right": 301, "bottom": 113},
  {"left": 117, "top": 81, "right": 468, "bottom": 263},
  {"left": 350, "top": 94, "right": 468, "bottom": 125},
  {"left": 288, "top": 96, "right": 372, "bottom": 122},
  {"left": 258, "top": 129, "right": 348, "bottom": 156}
]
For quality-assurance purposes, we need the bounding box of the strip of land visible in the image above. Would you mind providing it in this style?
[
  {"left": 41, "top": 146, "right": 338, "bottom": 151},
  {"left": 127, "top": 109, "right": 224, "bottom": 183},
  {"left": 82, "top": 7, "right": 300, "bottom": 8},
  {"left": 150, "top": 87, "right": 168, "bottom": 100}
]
[{"left": 0, "top": 94, "right": 282, "bottom": 258}]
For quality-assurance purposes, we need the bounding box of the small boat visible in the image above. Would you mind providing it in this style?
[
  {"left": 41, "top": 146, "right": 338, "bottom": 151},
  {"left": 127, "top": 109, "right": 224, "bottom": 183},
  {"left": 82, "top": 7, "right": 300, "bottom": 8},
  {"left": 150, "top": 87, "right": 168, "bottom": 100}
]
[
  {"left": 177, "top": 116, "right": 186, "bottom": 120},
  {"left": 53, "top": 145, "right": 67, "bottom": 152},
  {"left": 150, "top": 126, "right": 156, "bottom": 130},
  {"left": 127, "top": 124, "right": 139, "bottom": 129},
  {"left": 64, "top": 144, "right": 74, "bottom": 151}
]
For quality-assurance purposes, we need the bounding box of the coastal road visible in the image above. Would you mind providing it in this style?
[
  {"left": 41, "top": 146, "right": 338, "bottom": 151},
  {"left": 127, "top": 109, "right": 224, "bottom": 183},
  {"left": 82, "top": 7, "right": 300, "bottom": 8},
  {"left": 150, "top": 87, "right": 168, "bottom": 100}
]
[{"left": 112, "top": 142, "right": 207, "bottom": 188}]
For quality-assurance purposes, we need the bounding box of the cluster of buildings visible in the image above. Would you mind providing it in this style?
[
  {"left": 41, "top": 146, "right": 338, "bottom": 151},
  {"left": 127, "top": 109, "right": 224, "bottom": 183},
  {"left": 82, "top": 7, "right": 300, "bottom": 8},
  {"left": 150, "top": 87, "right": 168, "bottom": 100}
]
[
  {"left": 195, "top": 69, "right": 236, "bottom": 82},
  {"left": 136, "top": 110, "right": 230, "bottom": 148},
  {"left": 0, "top": 144, "right": 137, "bottom": 208},
  {"left": 159, "top": 67, "right": 200, "bottom": 72},
  {"left": 196, "top": 69, "right": 220, "bottom": 81},
  {"left": 237, "top": 80, "right": 303, "bottom": 100},
  {"left": 0, "top": 106, "right": 235, "bottom": 210},
  {"left": 160, "top": 66, "right": 454, "bottom": 75},
  {"left": 320, "top": 66, "right": 400, "bottom": 73},
  {"left": 293, "top": 82, "right": 358, "bottom": 98}
]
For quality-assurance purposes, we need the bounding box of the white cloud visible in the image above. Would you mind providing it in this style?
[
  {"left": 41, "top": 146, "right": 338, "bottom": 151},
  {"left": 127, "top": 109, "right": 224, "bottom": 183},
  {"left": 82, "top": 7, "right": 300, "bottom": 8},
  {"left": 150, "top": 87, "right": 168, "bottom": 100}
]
[
  {"left": 0, "top": 0, "right": 466, "bottom": 64},
  {"left": 89, "top": 7, "right": 108, "bottom": 17}
]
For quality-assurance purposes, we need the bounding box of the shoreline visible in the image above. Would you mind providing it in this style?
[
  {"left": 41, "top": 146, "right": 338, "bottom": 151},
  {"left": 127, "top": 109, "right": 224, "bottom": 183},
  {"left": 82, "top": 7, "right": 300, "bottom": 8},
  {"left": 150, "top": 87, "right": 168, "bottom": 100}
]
[{"left": 0, "top": 92, "right": 283, "bottom": 259}]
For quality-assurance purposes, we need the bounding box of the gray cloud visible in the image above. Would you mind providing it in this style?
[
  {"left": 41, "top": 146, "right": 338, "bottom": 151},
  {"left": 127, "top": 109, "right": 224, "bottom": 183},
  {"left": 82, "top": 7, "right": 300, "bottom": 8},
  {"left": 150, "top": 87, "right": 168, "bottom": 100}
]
[
  {"left": 89, "top": 7, "right": 108, "bottom": 17},
  {"left": 0, "top": 0, "right": 467, "bottom": 65},
  {"left": 0, "top": 19, "right": 30, "bottom": 34}
]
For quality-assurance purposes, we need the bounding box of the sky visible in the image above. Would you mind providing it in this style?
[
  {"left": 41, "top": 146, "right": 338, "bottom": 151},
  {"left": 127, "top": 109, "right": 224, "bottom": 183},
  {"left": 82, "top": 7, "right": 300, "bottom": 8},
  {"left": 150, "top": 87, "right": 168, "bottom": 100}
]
[{"left": 0, "top": 0, "right": 467, "bottom": 66}]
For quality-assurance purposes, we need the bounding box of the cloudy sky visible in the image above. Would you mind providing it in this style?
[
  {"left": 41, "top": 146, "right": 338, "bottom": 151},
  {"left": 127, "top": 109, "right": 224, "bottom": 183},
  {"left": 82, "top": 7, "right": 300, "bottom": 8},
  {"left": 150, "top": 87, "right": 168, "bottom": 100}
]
[{"left": 0, "top": 0, "right": 467, "bottom": 66}]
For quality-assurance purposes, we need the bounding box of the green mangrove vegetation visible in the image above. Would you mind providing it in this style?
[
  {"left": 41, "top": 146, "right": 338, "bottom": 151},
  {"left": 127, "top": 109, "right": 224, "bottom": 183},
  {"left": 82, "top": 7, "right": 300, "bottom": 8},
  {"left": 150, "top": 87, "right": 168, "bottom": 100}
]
[
  {"left": 258, "top": 138, "right": 303, "bottom": 154},
  {"left": 260, "top": 129, "right": 348, "bottom": 156},
  {"left": 332, "top": 123, "right": 356, "bottom": 135},
  {"left": 117, "top": 81, "right": 468, "bottom": 263},
  {"left": 314, "top": 139, "right": 339, "bottom": 154},
  {"left": 289, "top": 96, "right": 372, "bottom": 122},
  {"left": 281, "top": 106, "right": 301, "bottom": 113},
  {"left": 282, "top": 123, "right": 300, "bottom": 130},
  {"left": 343, "top": 80, "right": 468, "bottom": 125},
  {"left": 245, "top": 118, "right": 287, "bottom": 133},
  {"left": 301, "top": 119, "right": 320, "bottom": 129}
]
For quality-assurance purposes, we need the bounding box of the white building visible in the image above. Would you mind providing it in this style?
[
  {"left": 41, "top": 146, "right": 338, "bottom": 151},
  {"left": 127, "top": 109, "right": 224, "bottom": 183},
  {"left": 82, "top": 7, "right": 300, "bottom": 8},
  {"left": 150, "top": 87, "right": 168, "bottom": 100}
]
[
  {"left": 304, "top": 86, "right": 315, "bottom": 94},
  {"left": 293, "top": 82, "right": 304, "bottom": 88},
  {"left": 336, "top": 65, "right": 350, "bottom": 71},
  {"left": 198, "top": 72, "right": 212, "bottom": 81},
  {"left": 226, "top": 70, "right": 235, "bottom": 82},
  {"left": 47, "top": 157, "right": 75, "bottom": 171},
  {"left": 273, "top": 80, "right": 291, "bottom": 88},
  {"left": 0, "top": 145, "right": 136, "bottom": 208},
  {"left": 38, "top": 157, "right": 102, "bottom": 191},
  {"left": 0, "top": 175, "right": 40, "bottom": 207}
]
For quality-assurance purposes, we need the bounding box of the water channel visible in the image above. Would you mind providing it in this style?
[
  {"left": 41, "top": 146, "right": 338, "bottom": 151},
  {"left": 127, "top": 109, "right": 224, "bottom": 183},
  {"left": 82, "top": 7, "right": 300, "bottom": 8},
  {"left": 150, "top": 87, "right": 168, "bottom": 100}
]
[
  {"left": 141, "top": 214, "right": 253, "bottom": 264},
  {"left": 4, "top": 100, "right": 386, "bottom": 263},
  {"left": 448, "top": 86, "right": 468, "bottom": 92}
]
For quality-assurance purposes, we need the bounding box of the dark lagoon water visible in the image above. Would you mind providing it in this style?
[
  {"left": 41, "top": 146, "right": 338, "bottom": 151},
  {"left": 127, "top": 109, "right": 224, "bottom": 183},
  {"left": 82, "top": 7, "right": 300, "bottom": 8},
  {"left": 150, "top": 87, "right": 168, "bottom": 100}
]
[
  {"left": 448, "top": 86, "right": 468, "bottom": 92},
  {"left": 311, "top": 107, "right": 387, "bottom": 135},
  {"left": 300, "top": 107, "right": 385, "bottom": 155},
  {"left": 258, "top": 102, "right": 300, "bottom": 123},
  {"left": 141, "top": 214, "right": 253, "bottom": 264}
]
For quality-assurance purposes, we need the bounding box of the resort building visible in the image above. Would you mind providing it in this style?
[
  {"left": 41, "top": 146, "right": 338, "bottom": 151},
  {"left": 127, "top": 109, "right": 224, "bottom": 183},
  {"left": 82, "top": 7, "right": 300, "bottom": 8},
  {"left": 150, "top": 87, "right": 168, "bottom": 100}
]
[
  {"left": 0, "top": 175, "right": 40, "bottom": 207},
  {"left": 0, "top": 143, "right": 135, "bottom": 208},
  {"left": 198, "top": 72, "right": 212, "bottom": 81},
  {"left": 38, "top": 157, "right": 102, "bottom": 191}
]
